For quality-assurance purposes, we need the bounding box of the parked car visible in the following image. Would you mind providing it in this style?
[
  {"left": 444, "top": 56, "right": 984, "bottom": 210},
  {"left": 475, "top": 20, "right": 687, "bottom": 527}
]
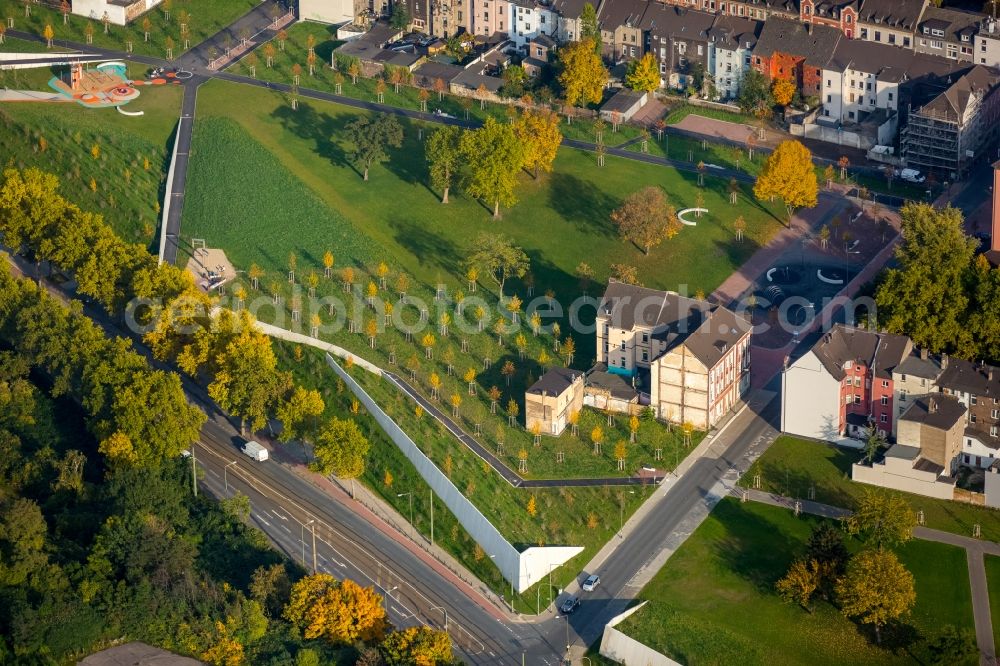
[
  {"left": 582, "top": 574, "right": 601, "bottom": 592},
  {"left": 899, "top": 168, "right": 925, "bottom": 183},
  {"left": 559, "top": 596, "right": 580, "bottom": 614},
  {"left": 241, "top": 440, "right": 269, "bottom": 462}
]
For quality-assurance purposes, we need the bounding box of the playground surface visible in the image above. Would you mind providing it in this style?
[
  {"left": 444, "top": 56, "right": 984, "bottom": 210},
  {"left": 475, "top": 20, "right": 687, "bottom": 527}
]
[{"left": 185, "top": 247, "right": 235, "bottom": 293}]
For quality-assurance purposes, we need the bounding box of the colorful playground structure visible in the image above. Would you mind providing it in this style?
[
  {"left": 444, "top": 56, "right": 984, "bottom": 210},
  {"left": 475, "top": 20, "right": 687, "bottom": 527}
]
[{"left": 48, "top": 61, "right": 141, "bottom": 107}]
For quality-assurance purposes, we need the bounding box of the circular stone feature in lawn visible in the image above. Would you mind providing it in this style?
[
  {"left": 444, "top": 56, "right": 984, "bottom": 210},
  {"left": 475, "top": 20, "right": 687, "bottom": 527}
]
[{"left": 678, "top": 208, "right": 708, "bottom": 226}]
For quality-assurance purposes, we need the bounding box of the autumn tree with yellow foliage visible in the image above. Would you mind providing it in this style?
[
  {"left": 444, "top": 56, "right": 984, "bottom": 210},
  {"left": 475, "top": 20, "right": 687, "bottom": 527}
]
[
  {"left": 836, "top": 549, "right": 915, "bottom": 644},
  {"left": 283, "top": 574, "right": 387, "bottom": 644},
  {"left": 558, "top": 38, "right": 607, "bottom": 107},
  {"left": 514, "top": 108, "right": 562, "bottom": 179},
  {"left": 380, "top": 626, "right": 453, "bottom": 665},
  {"left": 771, "top": 77, "right": 796, "bottom": 107},
  {"left": 753, "top": 140, "right": 818, "bottom": 223}
]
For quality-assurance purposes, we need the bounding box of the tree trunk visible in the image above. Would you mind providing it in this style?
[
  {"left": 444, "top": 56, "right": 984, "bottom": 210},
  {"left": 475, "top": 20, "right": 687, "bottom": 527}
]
[
  {"left": 363, "top": 166, "right": 369, "bottom": 181},
  {"left": 493, "top": 200, "right": 500, "bottom": 219},
  {"left": 441, "top": 186, "right": 449, "bottom": 204}
]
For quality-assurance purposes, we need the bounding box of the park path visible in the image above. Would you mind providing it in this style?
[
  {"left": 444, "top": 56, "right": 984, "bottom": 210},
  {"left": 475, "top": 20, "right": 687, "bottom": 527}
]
[{"left": 739, "top": 487, "right": 999, "bottom": 665}]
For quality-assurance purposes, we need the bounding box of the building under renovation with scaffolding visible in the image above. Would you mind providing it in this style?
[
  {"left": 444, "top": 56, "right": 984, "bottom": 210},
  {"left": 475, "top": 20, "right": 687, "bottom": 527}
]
[{"left": 901, "top": 65, "right": 1000, "bottom": 180}]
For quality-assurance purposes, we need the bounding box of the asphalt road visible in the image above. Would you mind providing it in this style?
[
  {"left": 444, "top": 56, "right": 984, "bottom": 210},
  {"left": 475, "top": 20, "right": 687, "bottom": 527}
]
[{"left": 160, "top": 77, "right": 202, "bottom": 266}]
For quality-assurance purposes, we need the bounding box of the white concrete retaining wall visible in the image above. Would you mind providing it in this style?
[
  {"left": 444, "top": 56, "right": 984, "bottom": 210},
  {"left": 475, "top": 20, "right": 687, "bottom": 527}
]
[
  {"left": 600, "top": 602, "right": 679, "bottom": 665},
  {"left": 157, "top": 114, "right": 184, "bottom": 266},
  {"left": 324, "top": 352, "right": 581, "bottom": 592},
  {"left": 257, "top": 321, "right": 383, "bottom": 375}
]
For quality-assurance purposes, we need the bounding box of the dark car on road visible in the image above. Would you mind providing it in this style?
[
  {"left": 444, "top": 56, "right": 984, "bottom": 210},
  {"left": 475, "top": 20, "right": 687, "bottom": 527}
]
[{"left": 559, "top": 596, "right": 580, "bottom": 614}]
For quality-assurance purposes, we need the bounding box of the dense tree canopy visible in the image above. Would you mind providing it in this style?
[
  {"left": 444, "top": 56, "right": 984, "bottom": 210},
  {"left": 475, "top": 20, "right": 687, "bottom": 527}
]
[
  {"left": 753, "top": 140, "right": 818, "bottom": 222},
  {"left": 876, "top": 204, "right": 978, "bottom": 355},
  {"left": 460, "top": 117, "right": 525, "bottom": 218},
  {"left": 625, "top": 53, "right": 660, "bottom": 93},
  {"left": 610, "top": 186, "right": 681, "bottom": 254},
  {"left": 466, "top": 232, "right": 530, "bottom": 296},
  {"left": 558, "top": 38, "right": 607, "bottom": 107}
]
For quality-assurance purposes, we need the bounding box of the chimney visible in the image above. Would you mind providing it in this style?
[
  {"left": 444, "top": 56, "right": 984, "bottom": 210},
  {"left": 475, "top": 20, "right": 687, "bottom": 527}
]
[
  {"left": 941, "top": 353, "right": 949, "bottom": 369},
  {"left": 929, "top": 397, "right": 937, "bottom": 413},
  {"left": 920, "top": 347, "right": 928, "bottom": 361}
]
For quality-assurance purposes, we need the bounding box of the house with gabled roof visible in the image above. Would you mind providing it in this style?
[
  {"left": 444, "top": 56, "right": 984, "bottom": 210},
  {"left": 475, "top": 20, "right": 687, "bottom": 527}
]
[{"left": 595, "top": 279, "right": 751, "bottom": 429}]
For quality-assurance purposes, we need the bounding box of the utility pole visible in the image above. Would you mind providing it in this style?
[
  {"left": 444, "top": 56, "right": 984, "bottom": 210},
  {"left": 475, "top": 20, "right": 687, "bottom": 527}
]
[{"left": 191, "top": 444, "right": 197, "bottom": 497}]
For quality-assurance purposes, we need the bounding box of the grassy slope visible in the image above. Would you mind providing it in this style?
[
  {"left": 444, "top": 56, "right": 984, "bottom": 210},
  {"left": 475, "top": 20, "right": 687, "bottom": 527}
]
[
  {"left": 185, "top": 79, "right": 784, "bottom": 298},
  {"left": 0, "top": 0, "right": 258, "bottom": 58},
  {"left": 617, "top": 498, "right": 976, "bottom": 665},
  {"left": 744, "top": 436, "right": 1000, "bottom": 541},
  {"left": 0, "top": 84, "right": 182, "bottom": 244},
  {"left": 987, "top": 554, "right": 1000, "bottom": 650}
]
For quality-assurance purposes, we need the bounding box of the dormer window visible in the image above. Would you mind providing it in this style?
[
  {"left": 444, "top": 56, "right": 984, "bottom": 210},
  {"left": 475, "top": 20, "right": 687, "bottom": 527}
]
[{"left": 962, "top": 34, "right": 970, "bottom": 42}]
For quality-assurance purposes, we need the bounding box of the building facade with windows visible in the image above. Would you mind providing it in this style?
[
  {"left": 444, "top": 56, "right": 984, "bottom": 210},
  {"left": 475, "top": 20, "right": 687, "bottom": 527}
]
[
  {"left": 781, "top": 325, "right": 911, "bottom": 441},
  {"left": 913, "top": 6, "right": 979, "bottom": 62},
  {"left": 595, "top": 280, "right": 752, "bottom": 430}
]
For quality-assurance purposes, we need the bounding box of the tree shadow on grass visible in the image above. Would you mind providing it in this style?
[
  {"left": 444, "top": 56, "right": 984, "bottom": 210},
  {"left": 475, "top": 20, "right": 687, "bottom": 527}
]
[
  {"left": 270, "top": 101, "right": 358, "bottom": 178},
  {"left": 386, "top": 217, "right": 462, "bottom": 277},
  {"left": 547, "top": 172, "right": 618, "bottom": 238},
  {"left": 712, "top": 498, "right": 808, "bottom": 593}
]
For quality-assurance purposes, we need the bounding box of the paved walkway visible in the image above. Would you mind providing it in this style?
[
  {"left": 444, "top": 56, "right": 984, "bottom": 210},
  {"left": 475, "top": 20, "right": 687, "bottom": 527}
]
[{"left": 740, "top": 487, "right": 999, "bottom": 665}]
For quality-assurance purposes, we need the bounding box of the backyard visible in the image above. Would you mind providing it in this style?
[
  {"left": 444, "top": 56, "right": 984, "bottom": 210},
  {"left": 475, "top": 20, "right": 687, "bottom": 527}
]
[
  {"left": 0, "top": 83, "right": 182, "bottom": 244},
  {"left": 0, "top": 0, "right": 259, "bottom": 59},
  {"left": 616, "top": 498, "right": 977, "bottom": 665},
  {"left": 742, "top": 436, "right": 1000, "bottom": 541}
]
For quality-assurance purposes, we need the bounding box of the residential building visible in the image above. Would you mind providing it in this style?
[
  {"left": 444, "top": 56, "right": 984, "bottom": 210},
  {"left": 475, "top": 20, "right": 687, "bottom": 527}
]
[
  {"left": 429, "top": 0, "right": 467, "bottom": 38},
  {"left": 71, "top": 0, "right": 163, "bottom": 25},
  {"left": 799, "top": 0, "right": 859, "bottom": 39},
  {"left": 525, "top": 367, "right": 585, "bottom": 436},
  {"left": 644, "top": 4, "right": 716, "bottom": 90},
  {"left": 781, "top": 325, "right": 911, "bottom": 441},
  {"left": 914, "top": 6, "right": 979, "bottom": 62},
  {"left": 938, "top": 357, "right": 1000, "bottom": 469},
  {"left": 507, "top": 0, "right": 558, "bottom": 49},
  {"left": 659, "top": 0, "right": 797, "bottom": 22},
  {"left": 753, "top": 17, "right": 843, "bottom": 100},
  {"left": 820, "top": 38, "right": 908, "bottom": 131},
  {"left": 852, "top": 394, "right": 964, "bottom": 499},
  {"left": 900, "top": 64, "right": 1000, "bottom": 178},
  {"left": 300, "top": 0, "right": 357, "bottom": 25},
  {"left": 552, "top": 0, "right": 593, "bottom": 42},
  {"left": 472, "top": 0, "right": 510, "bottom": 36},
  {"left": 890, "top": 346, "right": 943, "bottom": 433},
  {"left": 599, "top": 88, "right": 649, "bottom": 121},
  {"left": 598, "top": 0, "right": 648, "bottom": 64},
  {"left": 855, "top": 0, "right": 926, "bottom": 48},
  {"left": 976, "top": 18, "right": 1000, "bottom": 67},
  {"left": 706, "top": 15, "right": 762, "bottom": 100},
  {"left": 595, "top": 280, "right": 752, "bottom": 430}
]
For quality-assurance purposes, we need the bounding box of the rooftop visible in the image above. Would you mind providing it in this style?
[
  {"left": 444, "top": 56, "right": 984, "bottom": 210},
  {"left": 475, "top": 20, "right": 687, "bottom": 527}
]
[
  {"left": 808, "top": 324, "right": 911, "bottom": 381},
  {"left": 938, "top": 356, "right": 1000, "bottom": 398},
  {"left": 895, "top": 350, "right": 944, "bottom": 380},
  {"left": 754, "top": 16, "right": 843, "bottom": 68},
  {"left": 527, "top": 367, "right": 583, "bottom": 397},
  {"left": 600, "top": 87, "right": 646, "bottom": 113},
  {"left": 586, "top": 365, "right": 640, "bottom": 401},
  {"left": 899, "top": 393, "right": 967, "bottom": 430}
]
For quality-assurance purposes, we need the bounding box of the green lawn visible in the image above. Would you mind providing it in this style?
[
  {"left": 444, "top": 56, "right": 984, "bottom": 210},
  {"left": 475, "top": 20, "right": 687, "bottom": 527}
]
[
  {"left": 616, "top": 498, "right": 976, "bottom": 665},
  {"left": 1, "top": 34, "right": 61, "bottom": 52},
  {"left": 0, "top": 0, "right": 259, "bottom": 59},
  {"left": 987, "top": 554, "right": 1000, "bottom": 652},
  {"left": 743, "top": 436, "right": 1000, "bottom": 541},
  {"left": 0, "top": 84, "right": 182, "bottom": 244},
  {"left": 185, "top": 79, "right": 784, "bottom": 300}
]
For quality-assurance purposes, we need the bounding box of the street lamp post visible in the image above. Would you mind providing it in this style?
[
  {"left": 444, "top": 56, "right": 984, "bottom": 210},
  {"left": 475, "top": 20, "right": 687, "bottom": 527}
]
[
  {"left": 557, "top": 614, "right": 570, "bottom": 655},
  {"left": 301, "top": 519, "right": 314, "bottom": 570},
  {"left": 618, "top": 489, "right": 635, "bottom": 538},
  {"left": 190, "top": 443, "right": 197, "bottom": 497},
  {"left": 384, "top": 585, "right": 398, "bottom": 612},
  {"left": 429, "top": 604, "right": 449, "bottom": 631},
  {"left": 224, "top": 459, "right": 237, "bottom": 493},
  {"left": 397, "top": 491, "right": 414, "bottom": 530}
]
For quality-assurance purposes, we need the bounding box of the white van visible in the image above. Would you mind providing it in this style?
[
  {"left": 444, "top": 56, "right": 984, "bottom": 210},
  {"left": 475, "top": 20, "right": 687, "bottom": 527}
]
[{"left": 241, "top": 440, "right": 269, "bottom": 462}]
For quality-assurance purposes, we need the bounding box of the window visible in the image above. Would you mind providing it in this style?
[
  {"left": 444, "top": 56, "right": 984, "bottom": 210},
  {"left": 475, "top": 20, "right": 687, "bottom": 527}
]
[
  {"left": 827, "top": 79, "right": 832, "bottom": 88},
  {"left": 620, "top": 341, "right": 625, "bottom": 350},
  {"left": 993, "top": 425, "right": 999, "bottom": 437},
  {"left": 889, "top": 34, "right": 896, "bottom": 45},
  {"left": 845, "top": 395, "right": 853, "bottom": 405},
  {"left": 826, "top": 94, "right": 832, "bottom": 102},
  {"left": 642, "top": 333, "right": 648, "bottom": 343},
  {"left": 931, "top": 40, "right": 943, "bottom": 49},
  {"left": 854, "top": 395, "right": 861, "bottom": 405},
  {"left": 846, "top": 14, "right": 852, "bottom": 23},
  {"left": 642, "top": 351, "right": 648, "bottom": 361},
  {"left": 972, "top": 413, "right": 978, "bottom": 424},
  {"left": 968, "top": 439, "right": 974, "bottom": 448},
  {"left": 853, "top": 376, "right": 861, "bottom": 387},
  {"left": 972, "top": 396, "right": 978, "bottom": 406},
  {"left": 861, "top": 28, "right": 868, "bottom": 39},
  {"left": 882, "top": 380, "right": 889, "bottom": 388},
  {"left": 697, "top": 44, "right": 703, "bottom": 55},
  {"left": 904, "top": 36, "right": 910, "bottom": 47},
  {"left": 881, "top": 413, "right": 888, "bottom": 423},
  {"left": 881, "top": 396, "right": 888, "bottom": 406},
  {"left": 931, "top": 28, "right": 944, "bottom": 37},
  {"left": 875, "top": 30, "right": 881, "bottom": 41},
  {"left": 620, "top": 356, "right": 626, "bottom": 366},
  {"left": 900, "top": 390, "right": 907, "bottom": 401},
  {"left": 888, "top": 91, "right": 894, "bottom": 101},
  {"left": 962, "top": 34, "right": 970, "bottom": 42},
  {"left": 994, "top": 409, "right": 999, "bottom": 419}
]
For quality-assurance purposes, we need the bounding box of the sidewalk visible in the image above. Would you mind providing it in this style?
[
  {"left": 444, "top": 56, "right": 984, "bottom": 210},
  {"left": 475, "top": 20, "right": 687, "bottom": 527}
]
[{"left": 740, "top": 487, "right": 999, "bottom": 665}]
